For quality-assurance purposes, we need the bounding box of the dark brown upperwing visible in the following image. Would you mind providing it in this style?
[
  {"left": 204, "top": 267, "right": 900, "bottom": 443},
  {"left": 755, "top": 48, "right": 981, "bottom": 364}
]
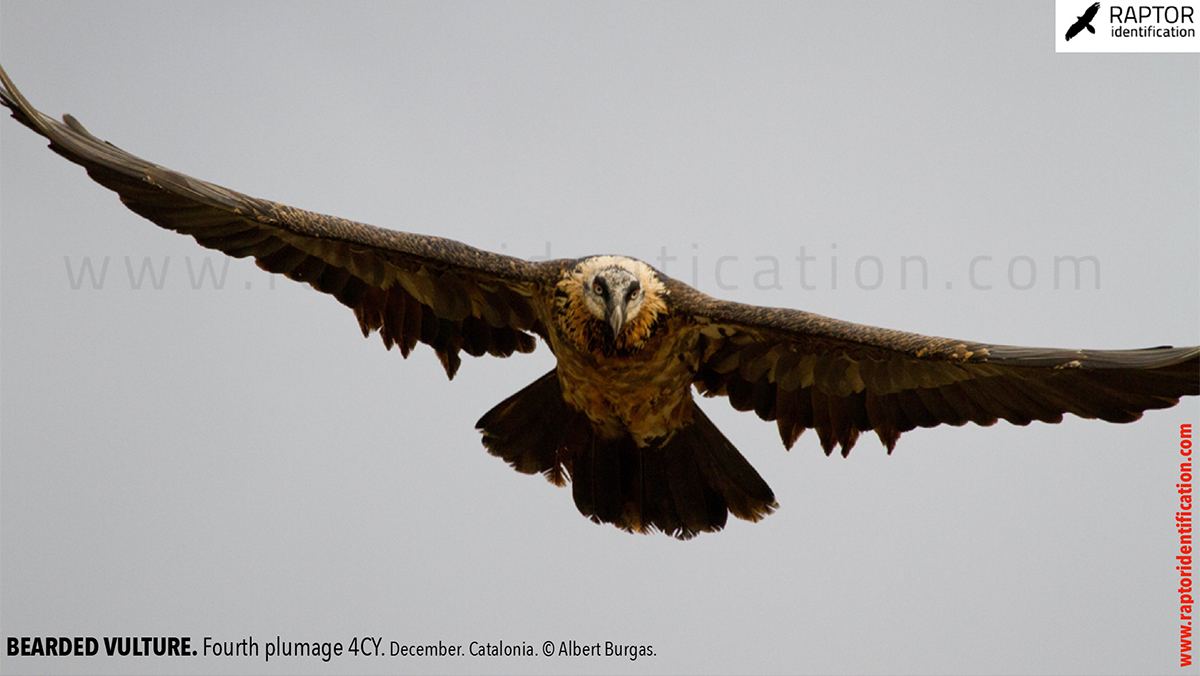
[
  {"left": 667, "top": 279, "right": 1199, "bottom": 455},
  {"left": 0, "top": 65, "right": 562, "bottom": 377}
]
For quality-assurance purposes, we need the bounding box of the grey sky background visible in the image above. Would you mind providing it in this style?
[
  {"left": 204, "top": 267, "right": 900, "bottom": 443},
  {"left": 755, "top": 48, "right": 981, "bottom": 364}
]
[{"left": 1, "top": 2, "right": 1197, "bottom": 675}]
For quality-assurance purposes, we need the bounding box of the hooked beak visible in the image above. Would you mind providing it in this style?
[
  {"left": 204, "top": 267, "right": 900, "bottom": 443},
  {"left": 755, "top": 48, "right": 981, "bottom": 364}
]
[{"left": 605, "top": 297, "right": 626, "bottom": 337}]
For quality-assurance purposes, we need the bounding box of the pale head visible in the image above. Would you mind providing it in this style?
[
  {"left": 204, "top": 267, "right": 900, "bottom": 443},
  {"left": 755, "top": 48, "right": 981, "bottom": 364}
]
[{"left": 556, "top": 255, "right": 668, "bottom": 353}]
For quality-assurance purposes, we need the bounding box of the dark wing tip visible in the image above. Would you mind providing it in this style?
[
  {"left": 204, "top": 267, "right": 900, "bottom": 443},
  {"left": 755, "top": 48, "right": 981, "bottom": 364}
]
[{"left": 980, "top": 344, "right": 1199, "bottom": 369}]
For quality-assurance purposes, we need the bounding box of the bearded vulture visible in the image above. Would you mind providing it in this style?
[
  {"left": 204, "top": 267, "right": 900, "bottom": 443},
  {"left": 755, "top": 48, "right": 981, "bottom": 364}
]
[{"left": 3, "top": 65, "right": 1195, "bottom": 539}]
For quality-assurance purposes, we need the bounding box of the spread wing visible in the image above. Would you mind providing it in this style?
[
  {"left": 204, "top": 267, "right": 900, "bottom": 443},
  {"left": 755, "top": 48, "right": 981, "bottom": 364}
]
[
  {"left": 668, "top": 281, "right": 1199, "bottom": 455},
  {"left": 0, "top": 65, "right": 558, "bottom": 378}
]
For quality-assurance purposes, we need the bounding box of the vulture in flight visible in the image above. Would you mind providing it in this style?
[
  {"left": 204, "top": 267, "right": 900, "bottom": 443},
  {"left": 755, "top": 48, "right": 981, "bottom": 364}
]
[{"left": 2, "top": 66, "right": 1196, "bottom": 539}]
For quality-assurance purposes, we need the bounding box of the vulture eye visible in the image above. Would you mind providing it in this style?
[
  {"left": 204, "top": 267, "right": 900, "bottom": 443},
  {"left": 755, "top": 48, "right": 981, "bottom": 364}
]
[
  {"left": 592, "top": 279, "right": 607, "bottom": 297},
  {"left": 626, "top": 281, "right": 641, "bottom": 302}
]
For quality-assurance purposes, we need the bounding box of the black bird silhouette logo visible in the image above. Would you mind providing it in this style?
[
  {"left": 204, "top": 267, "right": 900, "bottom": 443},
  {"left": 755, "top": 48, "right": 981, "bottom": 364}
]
[{"left": 1066, "top": 2, "right": 1101, "bottom": 40}]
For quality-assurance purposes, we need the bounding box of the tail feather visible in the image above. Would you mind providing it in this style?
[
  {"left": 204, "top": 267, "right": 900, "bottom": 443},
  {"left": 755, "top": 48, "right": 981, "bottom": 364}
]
[
  {"left": 663, "top": 441, "right": 728, "bottom": 536},
  {"left": 629, "top": 446, "right": 681, "bottom": 536},
  {"left": 476, "top": 368, "right": 779, "bottom": 539},
  {"left": 476, "top": 370, "right": 579, "bottom": 485},
  {"left": 685, "top": 406, "right": 778, "bottom": 523},
  {"left": 574, "top": 431, "right": 626, "bottom": 525}
]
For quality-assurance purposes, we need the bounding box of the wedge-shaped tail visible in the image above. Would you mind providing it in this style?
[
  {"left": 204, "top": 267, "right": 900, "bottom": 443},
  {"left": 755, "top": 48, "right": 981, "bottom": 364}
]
[{"left": 478, "top": 370, "right": 777, "bottom": 538}]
